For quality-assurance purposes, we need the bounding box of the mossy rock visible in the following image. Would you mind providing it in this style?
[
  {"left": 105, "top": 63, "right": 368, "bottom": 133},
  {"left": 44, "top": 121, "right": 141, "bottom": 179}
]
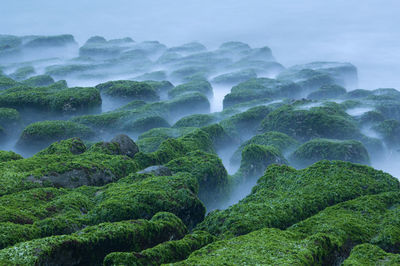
[
  {"left": 104, "top": 230, "right": 215, "bottom": 266},
  {"left": 0, "top": 150, "right": 23, "bottom": 162},
  {"left": 0, "top": 212, "right": 187, "bottom": 265},
  {"left": 277, "top": 68, "right": 336, "bottom": 91},
  {"left": 16, "top": 121, "right": 96, "bottom": 152},
  {"left": 359, "top": 110, "right": 385, "bottom": 126},
  {"left": 36, "top": 137, "right": 87, "bottom": 156},
  {"left": 173, "top": 114, "right": 216, "bottom": 128},
  {"left": 220, "top": 105, "right": 271, "bottom": 140},
  {"left": 211, "top": 69, "right": 257, "bottom": 85},
  {"left": 123, "top": 115, "right": 170, "bottom": 134},
  {"left": 278, "top": 62, "right": 358, "bottom": 88},
  {"left": 307, "top": 84, "right": 346, "bottom": 100},
  {"left": 196, "top": 160, "right": 399, "bottom": 238},
  {"left": 23, "top": 34, "right": 77, "bottom": 48},
  {"left": 180, "top": 192, "right": 400, "bottom": 265},
  {"left": 235, "top": 144, "right": 288, "bottom": 179},
  {"left": 168, "top": 92, "right": 210, "bottom": 117},
  {"left": 0, "top": 86, "right": 101, "bottom": 115},
  {"left": 259, "top": 104, "right": 360, "bottom": 142},
  {"left": 168, "top": 80, "right": 213, "bottom": 99},
  {"left": 0, "top": 76, "right": 19, "bottom": 90},
  {"left": 373, "top": 119, "right": 400, "bottom": 148},
  {"left": 9, "top": 66, "right": 36, "bottom": 81},
  {"left": 168, "top": 42, "right": 207, "bottom": 53},
  {"left": 230, "top": 131, "right": 298, "bottom": 165},
  {"left": 96, "top": 80, "right": 159, "bottom": 101},
  {"left": 166, "top": 150, "right": 229, "bottom": 209},
  {"left": 135, "top": 71, "right": 167, "bottom": 81},
  {"left": 0, "top": 107, "right": 20, "bottom": 128},
  {"left": 343, "top": 244, "right": 400, "bottom": 265},
  {"left": 289, "top": 138, "right": 370, "bottom": 167},
  {"left": 22, "top": 75, "right": 54, "bottom": 87},
  {"left": 223, "top": 78, "right": 301, "bottom": 108}
]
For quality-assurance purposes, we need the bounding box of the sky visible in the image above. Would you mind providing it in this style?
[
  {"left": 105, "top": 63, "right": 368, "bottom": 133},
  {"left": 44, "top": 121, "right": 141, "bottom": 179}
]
[{"left": 1, "top": 0, "right": 399, "bottom": 89}]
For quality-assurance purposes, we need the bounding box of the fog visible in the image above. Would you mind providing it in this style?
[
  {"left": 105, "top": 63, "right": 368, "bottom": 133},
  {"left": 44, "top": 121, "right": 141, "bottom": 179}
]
[
  {"left": 1, "top": 1, "right": 400, "bottom": 210},
  {"left": 1, "top": 0, "right": 399, "bottom": 89}
]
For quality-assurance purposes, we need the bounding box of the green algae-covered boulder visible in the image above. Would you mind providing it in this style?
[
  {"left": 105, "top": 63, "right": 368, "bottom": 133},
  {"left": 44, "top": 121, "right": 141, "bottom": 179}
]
[
  {"left": 23, "top": 34, "right": 77, "bottom": 48},
  {"left": 9, "top": 66, "right": 36, "bottom": 81},
  {"left": 168, "top": 80, "right": 213, "bottom": 99},
  {"left": 87, "top": 134, "right": 139, "bottom": 158},
  {"left": 36, "top": 137, "right": 87, "bottom": 156},
  {"left": 259, "top": 104, "right": 360, "bottom": 142},
  {"left": 230, "top": 131, "right": 298, "bottom": 165},
  {"left": 0, "top": 86, "right": 101, "bottom": 115},
  {"left": 373, "top": 119, "right": 400, "bottom": 148},
  {"left": 0, "top": 76, "right": 19, "bottom": 90},
  {"left": 0, "top": 151, "right": 23, "bottom": 162},
  {"left": 211, "top": 69, "right": 257, "bottom": 85},
  {"left": 135, "top": 71, "right": 167, "bottom": 81},
  {"left": 0, "top": 169, "right": 205, "bottom": 249},
  {"left": 223, "top": 78, "right": 301, "bottom": 108},
  {"left": 168, "top": 92, "right": 210, "bottom": 116},
  {"left": 168, "top": 42, "right": 207, "bottom": 54},
  {"left": 166, "top": 150, "right": 229, "bottom": 209},
  {"left": 16, "top": 121, "right": 96, "bottom": 152},
  {"left": 96, "top": 80, "right": 159, "bottom": 101},
  {"left": 173, "top": 114, "right": 216, "bottom": 128},
  {"left": 343, "top": 244, "right": 400, "bottom": 265},
  {"left": 306, "top": 84, "right": 346, "bottom": 100},
  {"left": 220, "top": 105, "right": 271, "bottom": 140},
  {"left": 196, "top": 161, "right": 399, "bottom": 238},
  {"left": 21, "top": 74, "right": 54, "bottom": 87},
  {"left": 289, "top": 138, "right": 370, "bottom": 167},
  {"left": 278, "top": 61, "right": 358, "bottom": 88},
  {"left": 0, "top": 107, "right": 20, "bottom": 128},
  {"left": 104, "top": 230, "right": 215, "bottom": 266},
  {"left": 235, "top": 144, "right": 288, "bottom": 178},
  {"left": 123, "top": 115, "right": 170, "bottom": 134},
  {"left": 179, "top": 192, "right": 400, "bottom": 265},
  {"left": 0, "top": 212, "right": 187, "bottom": 265}
]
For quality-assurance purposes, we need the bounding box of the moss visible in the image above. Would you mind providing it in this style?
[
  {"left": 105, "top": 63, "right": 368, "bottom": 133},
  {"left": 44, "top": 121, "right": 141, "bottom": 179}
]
[
  {"left": 135, "top": 71, "right": 167, "bottom": 81},
  {"left": 200, "top": 123, "right": 234, "bottom": 149},
  {"left": 88, "top": 173, "right": 205, "bottom": 228},
  {"left": 220, "top": 105, "right": 271, "bottom": 140},
  {"left": 346, "top": 89, "right": 373, "bottom": 99},
  {"left": 170, "top": 66, "right": 211, "bottom": 82},
  {"left": 36, "top": 138, "right": 87, "bottom": 156},
  {"left": 173, "top": 114, "right": 216, "bottom": 128},
  {"left": 104, "top": 230, "right": 215, "bottom": 266},
  {"left": 289, "top": 138, "right": 370, "bottom": 167},
  {"left": 16, "top": 120, "right": 96, "bottom": 151},
  {"left": 235, "top": 144, "right": 288, "bottom": 179},
  {"left": 223, "top": 78, "right": 301, "bottom": 108},
  {"left": 96, "top": 80, "right": 159, "bottom": 101},
  {"left": 23, "top": 34, "right": 77, "bottom": 48},
  {"left": 123, "top": 115, "right": 170, "bottom": 134},
  {"left": 343, "top": 244, "right": 400, "bottom": 265},
  {"left": 168, "top": 80, "right": 213, "bottom": 99},
  {"left": 0, "top": 76, "right": 19, "bottom": 90},
  {"left": 116, "top": 100, "right": 147, "bottom": 111},
  {"left": 166, "top": 150, "right": 229, "bottom": 209},
  {"left": 359, "top": 110, "right": 385, "bottom": 125},
  {"left": 180, "top": 192, "right": 400, "bottom": 265},
  {"left": 71, "top": 111, "right": 131, "bottom": 132},
  {"left": 196, "top": 160, "right": 399, "bottom": 238},
  {"left": 212, "top": 69, "right": 257, "bottom": 85},
  {"left": 0, "top": 151, "right": 23, "bottom": 162},
  {"left": 373, "top": 120, "right": 400, "bottom": 147},
  {"left": 0, "top": 86, "right": 101, "bottom": 115},
  {"left": 0, "top": 107, "right": 20, "bottom": 127},
  {"left": 0, "top": 212, "right": 187, "bottom": 265},
  {"left": 259, "top": 104, "right": 360, "bottom": 142},
  {"left": 167, "top": 92, "right": 210, "bottom": 116},
  {"left": 9, "top": 66, "right": 35, "bottom": 81},
  {"left": 307, "top": 84, "right": 346, "bottom": 100},
  {"left": 22, "top": 74, "right": 54, "bottom": 87},
  {"left": 230, "top": 131, "right": 299, "bottom": 165}
]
